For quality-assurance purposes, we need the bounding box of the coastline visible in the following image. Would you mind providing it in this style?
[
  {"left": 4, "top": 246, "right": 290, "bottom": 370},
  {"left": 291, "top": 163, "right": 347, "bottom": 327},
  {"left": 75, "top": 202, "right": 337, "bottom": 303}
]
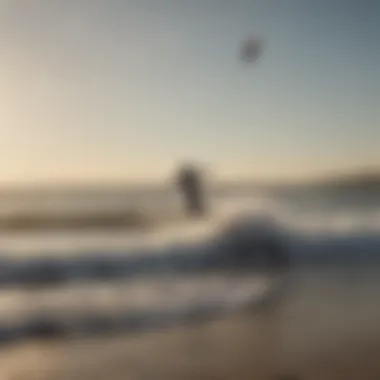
[{"left": 1, "top": 269, "right": 379, "bottom": 379}]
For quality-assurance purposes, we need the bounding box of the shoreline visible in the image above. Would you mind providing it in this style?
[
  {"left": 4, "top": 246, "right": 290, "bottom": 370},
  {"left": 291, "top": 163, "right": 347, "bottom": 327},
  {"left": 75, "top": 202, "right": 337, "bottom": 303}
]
[
  {"left": 0, "top": 269, "right": 379, "bottom": 379},
  {"left": 1, "top": 304, "right": 379, "bottom": 380}
]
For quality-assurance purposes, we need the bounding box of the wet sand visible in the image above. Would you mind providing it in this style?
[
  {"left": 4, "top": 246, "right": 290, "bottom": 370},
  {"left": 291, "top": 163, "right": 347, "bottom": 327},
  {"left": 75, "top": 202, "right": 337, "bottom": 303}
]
[{"left": 1, "top": 269, "right": 380, "bottom": 380}]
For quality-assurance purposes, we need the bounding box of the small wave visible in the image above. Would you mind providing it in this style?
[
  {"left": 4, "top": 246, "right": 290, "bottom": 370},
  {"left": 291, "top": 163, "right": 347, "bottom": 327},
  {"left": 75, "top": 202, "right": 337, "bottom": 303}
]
[
  {"left": 1, "top": 214, "right": 379, "bottom": 289},
  {"left": 0, "top": 274, "right": 276, "bottom": 347}
]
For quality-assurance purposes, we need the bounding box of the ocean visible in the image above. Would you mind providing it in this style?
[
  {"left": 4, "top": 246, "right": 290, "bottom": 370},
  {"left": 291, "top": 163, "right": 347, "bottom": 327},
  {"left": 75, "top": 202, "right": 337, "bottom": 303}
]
[{"left": 0, "top": 185, "right": 379, "bottom": 378}]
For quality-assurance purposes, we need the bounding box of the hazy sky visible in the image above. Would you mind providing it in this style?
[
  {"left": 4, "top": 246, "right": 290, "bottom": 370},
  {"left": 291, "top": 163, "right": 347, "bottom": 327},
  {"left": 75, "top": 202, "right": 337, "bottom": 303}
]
[{"left": 1, "top": 0, "right": 379, "bottom": 183}]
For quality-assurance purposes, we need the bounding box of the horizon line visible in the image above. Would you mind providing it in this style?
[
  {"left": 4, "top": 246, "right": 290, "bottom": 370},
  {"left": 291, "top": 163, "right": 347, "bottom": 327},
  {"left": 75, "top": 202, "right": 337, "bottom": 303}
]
[{"left": 0, "top": 167, "right": 379, "bottom": 192}]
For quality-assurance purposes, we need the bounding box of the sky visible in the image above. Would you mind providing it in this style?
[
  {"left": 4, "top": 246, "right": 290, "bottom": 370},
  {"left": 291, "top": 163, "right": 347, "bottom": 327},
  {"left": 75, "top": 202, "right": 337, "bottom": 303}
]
[{"left": 0, "top": 0, "right": 379, "bottom": 184}]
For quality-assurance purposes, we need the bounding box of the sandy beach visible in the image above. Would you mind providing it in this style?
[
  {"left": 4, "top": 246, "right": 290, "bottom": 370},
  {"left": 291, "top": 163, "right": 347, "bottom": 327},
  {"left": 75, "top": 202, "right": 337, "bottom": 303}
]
[{"left": 0, "top": 269, "right": 379, "bottom": 380}]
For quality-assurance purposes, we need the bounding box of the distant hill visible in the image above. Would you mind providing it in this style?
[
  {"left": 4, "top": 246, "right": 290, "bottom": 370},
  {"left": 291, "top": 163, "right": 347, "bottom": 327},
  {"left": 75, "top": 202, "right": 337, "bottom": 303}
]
[
  {"left": 318, "top": 172, "right": 380, "bottom": 189},
  {"left": 215, "top": 171, "right": 380, "bottom": 196}
]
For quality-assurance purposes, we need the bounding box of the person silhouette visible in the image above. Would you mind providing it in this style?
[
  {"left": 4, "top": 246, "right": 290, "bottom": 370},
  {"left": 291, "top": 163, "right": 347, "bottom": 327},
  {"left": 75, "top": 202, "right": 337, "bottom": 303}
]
[{"left": 176, "top": 163, "right": 206, "bottom": 218}]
